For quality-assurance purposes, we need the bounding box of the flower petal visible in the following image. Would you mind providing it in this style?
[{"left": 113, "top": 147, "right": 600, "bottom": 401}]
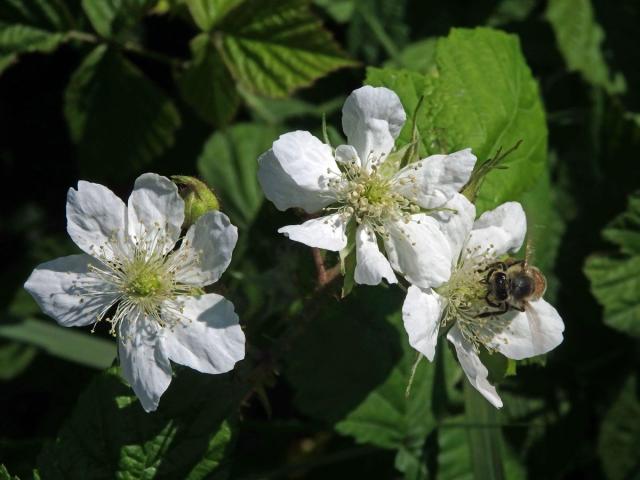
[
  {"left": 393, "top": 149, "right": 477, "bottom": 209},
  {"left": 466, "top": 202, "right": 527, "bottom": 257},
  {"left": 383, "top": 215, "right": 453, "bottom": 288},
  {"left": 341, "top": 86, "right": 406, "bottom": 169},
  {"left": 127, "top": 173, "right": 184, "bottom": 254},
  {"left": 354, "top": 224, "right": 397, "bottom": 285},
  {"left": 118, "top": 313, "right": 172, "bottom": 412},
  {"left": 278, "top": 213, "right": 348, "bottom": 251},
  {"left": 174, "top": 211, "right": 238, "bottom": 286},
  {"left": 432, "top": 194, "right": 476, "bottom": 265},
  {"left": 258, "top": 131, "right": 339, "bottom": 213},
  {"left": 162, "top": 294, "right": 245, "bottom": 374},
  {"left": 402, "top": 286, "right": 444, "bottom": 361},
  {"left": 66, "top": 181, "right": 127, "bottom": 259},
  {"left": 335, "top": 144, "right": 361, "bottom": 166},
  {"left": 447, "top": 326, "right": 503, "bottom": 408},
  {"left": 24, "top": 254, "right": 117, "bottom": 327},
  {"left": 487, "top": 299, "right": 565, "bottom": 360}
]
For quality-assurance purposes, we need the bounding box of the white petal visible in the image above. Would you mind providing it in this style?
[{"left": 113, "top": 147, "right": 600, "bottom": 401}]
[
  {"left": 335, "top": 144, "right": 361, "bottom": 166},
  {"left": 162, "top": 294, "right": 245, "bottom": 374},
  {"left": 487, "top": 299, "right": 565, "bottom": 360},
  {"left": 127, "top": 173, "right": 184, "bottom": 254},
  {"left": 393, "top": 149, "right": 477, "bottom": 209},
  {"left": 402, "top": 286, "right": 444, "bottom": 361},
  {"left": 174, "top": 211, "right": 238, "bottom": 286},
  {"left": 432, "top": 194, "right": 476, "bottom": 265},
  {"left": 341, "top": 86, "right": 406, "bottom": 169},
  {"left": 447, "top": 326, "right": 503, "bottom": 408},
  {"left": 24, "top": 254, "right": 117, "bottom": 327},
  {"left": 258, "top": 131, "right": 339, "bottom": 213},
  {"left": 466, "top": 202, "right": 527, "bottom": 257},
  {"left": 383, "top": 216, "right": 453, "bottom": 288},
  {"left": 354, "top": 224, "right": 397, "bottom": 285},
  {"left": 118, "top": 313, "right": 172, "bottom": 412},
  {"left": 278, "top": 213, "right": 348, "bottom": 251},
  {"left": 66, "top": 181, "right": 127, "bottom": 259}
]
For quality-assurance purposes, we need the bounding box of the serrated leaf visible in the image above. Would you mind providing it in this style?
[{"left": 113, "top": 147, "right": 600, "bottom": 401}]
[
  {"left": 81, "top": 0, "right": 154, "bottom": 38},
  {"left": 598, "top": 375, "right": 640, "bottom": 480},
  {"left": 197, "top": 122, "right": 279, "bottom": 229},
  {"left": 64, "top": 45, "right": 181, "bottom": 181},
  {"left": 177, "top": 33, "right": 240, "bottom": 126},
  {"left": 185, "top": 0, "right": 242, "bottom": 31},
  {"left": 215, "top": 0, "right": 356, "bottom": 98},
  {"left": 585, "top": 192, "right": 640, "bottom": 337},
  {"left": 367, "top": 27, "right": 548, "bottom": 214},
  {"left": 0, "top": 464, "right": 19, "bottom": 480},
  {"left": 37, "top": 367, "right": 237, "bottom": 480},
  {"left": 546, "top": 0, "right": 625, "bottom": 94},
  {"left": 286, "top": 288, "right": 438, "bottom": 476},
  {"left": 0, "top": 0, "right": 72, "bottom": 73}
]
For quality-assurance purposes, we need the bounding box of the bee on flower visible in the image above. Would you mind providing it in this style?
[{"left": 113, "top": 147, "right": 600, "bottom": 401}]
[
  {"left": 257, "top": 86, "right": 477, "bottom": 289},
  {"left": 402, "top": 200, "right": 565, "bottom": 407},
  {"left": 24, "top": 173, "right": 245, "bottom": 412}
]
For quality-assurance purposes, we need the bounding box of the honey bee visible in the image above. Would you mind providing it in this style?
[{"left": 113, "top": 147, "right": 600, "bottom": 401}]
[{"left": 480, "top": 258, "right": 547, "bottom": 316}]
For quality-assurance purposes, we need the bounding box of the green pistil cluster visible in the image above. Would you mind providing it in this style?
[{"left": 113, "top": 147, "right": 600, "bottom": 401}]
[
  {"left": 437, "top": 247, "right": 511, "bottom": 353},
  {"left": 125, "top": 262, "right": 169, "bottom": 298},
  {"left": 328, "top": 161, "right": 420, "bottom": 237}
]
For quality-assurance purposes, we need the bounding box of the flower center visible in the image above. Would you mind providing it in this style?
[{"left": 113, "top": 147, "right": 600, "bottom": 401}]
[
  {"left": 436, "top": 246, "right": 512, "bottom": 353},
  {"left": 327, "top": 161, "right": 420, "bottom": 236},
  {"left": 126, "top": 266, "right": 167, "bottom": 298}
]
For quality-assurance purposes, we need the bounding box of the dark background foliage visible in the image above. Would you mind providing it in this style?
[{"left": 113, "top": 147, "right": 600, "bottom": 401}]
[{"left": 1, "top": 0, "right": 639, "bottom": 479}]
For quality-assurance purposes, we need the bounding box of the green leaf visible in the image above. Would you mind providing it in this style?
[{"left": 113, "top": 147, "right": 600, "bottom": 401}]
[
  {"left": 286, "top": 288, "right": 438, "bottom": 476},
  {"left": 585, "top": 192, "right": 640, "bottom": 337},
  {"left": 367, "top": 27, "right": 548, "bottom": 214},
  {"left": 0, "top": 340, "right": 37, "bottom": 380},
  {"left": 313, "top": 0, "right": 355, "bottom": 23},
  {"left": 185, "top": 0, "right": 242, "bottom": 31},
  {"left": 197, "top": 122, "right": 279, "bottom": 229},
  {"left": 0, "top": 0, "right": 72, "bottom": 73},
  {"left": 0, "top": 318, "right": 115, "bottom": 369},
  {"left": 383, "top": 38, "right": 437, "bottom": 74},
  {"left": 437, "top": 420, "right": 473, "bottom": 480},
  {"left": 598, "top": 375, "right": 640, "bottom": 480},
  {"left": 546, "top": 0, "right": 625, "bottom": 94},
  {"left": 215, "top": 0, "right": 356, "bottom": 98},
  {"left": 177, "top": 33, "right": 240, "bottom": 126},
  {"left": 64, "top": 45, "right": 181, "bottom": 181},
  {"left": 0, "top": 464, "right": 19, "bottom": 480},
  {"left": 81, "top": 0, "right": 154, "bottom": 38},
  {"left": 38, "top": 367, "right": 237, "bottom": 479}
]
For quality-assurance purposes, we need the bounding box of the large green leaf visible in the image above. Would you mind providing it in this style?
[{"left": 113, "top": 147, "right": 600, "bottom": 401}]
[
  {"left": 214, "top": 0, "right": 356, "bottom": 98},
  {"left": 81, "top": 0, "right": 154, "bottom": 38},
  {"left": 546, "top": 0, "right": 625, "bottom": 94},
  {"left": 176, "top": 33, "right": 240, "bottom": 126},
  {"left": 185, "top": 0, "right": 242, "bottom": 31},
  {"left": 0, "top": 341, "right": 36, "bottom": 380},
  {"left": 197, "top": 122, "right": 279, "bottom": 229},
  {"left": 367, "top": 27, "right": 548, "bottom": 213},
  {"left": 64, "top": 45, "right": 181, "bottom": 181},
  {"left": 38, "top": 367, "right": 237, "bottom": 480},
  {"left": 598, "top": 375, "right": 640, "bottom": 480},
  {"left": 285, "top": 288, "right": 438, "bottom": 476},
  {"left": 0, "top": 464, "right": 19, "bottom": 480},
  {"left": 584, "top": 192, "right": 640, "bottom": 337}
]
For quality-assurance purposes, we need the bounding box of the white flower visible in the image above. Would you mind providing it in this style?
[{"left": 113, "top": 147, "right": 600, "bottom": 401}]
[
  {"left": 402, "top": 200, "right": 564, "bottom": 407},
  {"left": 24, "top": 173, "right": 245, "bottom": 412},
  {"left": 257, "top": 86, "right": 477, "bottom": 289}
]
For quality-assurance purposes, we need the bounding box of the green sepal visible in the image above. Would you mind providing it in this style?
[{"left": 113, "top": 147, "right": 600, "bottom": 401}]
[
  {"left": 171, "top": 176, "right": 220, "bottom": 230},
  {"left": 339, "top": 220, "right": 357, "bottom": 298}
]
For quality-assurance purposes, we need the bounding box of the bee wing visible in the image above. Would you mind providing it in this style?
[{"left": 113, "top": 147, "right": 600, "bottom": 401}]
[{"left": 525, "top": 300, "right": 546, "bottom": 354}]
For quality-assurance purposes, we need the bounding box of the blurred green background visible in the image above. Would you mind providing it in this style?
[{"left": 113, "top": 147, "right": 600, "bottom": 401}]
[{"left": 1, "top": 0, "right": 639, "bottom": 479}]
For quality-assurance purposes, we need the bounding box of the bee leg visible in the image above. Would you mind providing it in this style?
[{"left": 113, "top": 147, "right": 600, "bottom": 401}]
[
  {"left": 513, "top": 305, "right": 525, "bottom": 312},
  {"left": 485, "top": 292, "right": 500, "bottom": 308},
  {"left": 476, "top": 309, "right": 504, "bottom": 318}
]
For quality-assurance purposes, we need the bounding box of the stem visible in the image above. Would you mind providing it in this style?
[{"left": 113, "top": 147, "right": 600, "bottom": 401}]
[
  {"left": 463, "top": 382, "right": 506, "bottom": 480},
  {"left": 311, "top": 247, "right": 341, "bottom": 289},
  {"left": 66, "top": 30, "right": 185, "bottom": 69}
]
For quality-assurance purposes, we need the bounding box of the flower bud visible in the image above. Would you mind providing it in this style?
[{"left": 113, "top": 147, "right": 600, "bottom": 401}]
[{"left": 171, "top": 176, "right": 220, "bottom": 229}]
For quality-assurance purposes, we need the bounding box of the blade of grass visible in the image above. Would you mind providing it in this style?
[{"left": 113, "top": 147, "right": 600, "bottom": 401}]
[
  {"left": 463, "top": 381, "right": 505, "bottom": 480},
  {"left": 0, "top": 318, "right": 115, "bottom": 369}
]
